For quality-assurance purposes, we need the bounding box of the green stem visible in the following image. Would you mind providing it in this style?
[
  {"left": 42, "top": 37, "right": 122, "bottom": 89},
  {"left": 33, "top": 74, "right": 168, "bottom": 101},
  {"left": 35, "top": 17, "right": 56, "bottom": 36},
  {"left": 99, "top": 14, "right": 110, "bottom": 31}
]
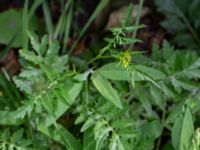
[{"left": 88, "top": 55, "right": 115, "bottom": 65}]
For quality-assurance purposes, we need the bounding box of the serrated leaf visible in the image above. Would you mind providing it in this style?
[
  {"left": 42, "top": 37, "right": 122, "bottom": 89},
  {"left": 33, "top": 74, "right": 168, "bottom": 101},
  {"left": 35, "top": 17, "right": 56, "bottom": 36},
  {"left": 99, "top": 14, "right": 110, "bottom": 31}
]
[
  {"left": 19, "top": 49, "right": 42, "bottom": 64},
  {"left": 81, "top": 118, "right": 95, "bottom": 132},
  {"left": 28, "top": 31, "right": 40, "bottom": 54},
  {"left": 13, "top": 77, "right": 32, "bottom": 94},
  {"left": 47, "top": 40, "right": 60, "bottom": 55}
]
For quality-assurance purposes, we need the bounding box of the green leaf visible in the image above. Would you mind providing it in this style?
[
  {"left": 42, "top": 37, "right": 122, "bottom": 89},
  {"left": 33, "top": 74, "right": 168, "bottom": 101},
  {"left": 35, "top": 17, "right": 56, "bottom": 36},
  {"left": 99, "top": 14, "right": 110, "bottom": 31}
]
[
  {"left": 92, "top": 72, "right": 123, "bottom": 109},
  {"left": 134, "top": 65, "right": 166, "bottom": 80},
  {"left": 38, "top": 123, "right": 82, "bottom": 150},
  {"left": 150, "top": 85, "right": 164, "bottom": 110},
  {"left": 140, "top": 120, "right": 163, "bottom": 140},
  {"left": 0, "top": 9, "right": 21, "bottom": 47},
  {"left": 83, "top": 128, "right": 96, "bottom": 150},
  {"left": 131, "top": 69, "right": 159, "bottom": 88},
  {"left": 45, "top": 82, "right": 83, "bottom": 126},
  {"left": 47, "top": 40, "right": 60, "bottom": 55},
  {"left": 13, "top": 77, "right": 32, "bottom": 94},
  {"left": 98, "top": 63, "right": 130, "bottom": 81},
  {"left": 94, "top": 121, "right": 112, "bottom": 150},
  {"left": 28, "top": 31, "right": 40, "bottom": 55},
  {"left": 120, "top": 38, "right": 142, "bottom": 45},
  {"left": 19, "top": 49, "right": 42, "bottom": 64},
  {"left": 172, "top": 115, "right": 183, "bottom": 150},
  {"left": 39, "top": 34, "right": 48, "bottom": 56},
  {"left": 109, "top": 134, "right": 125, "bottom": 150},
  {"left": 0, "top": 8, "right": 39, "bottom": 48},
  {"left": 81, "top": 118, "right": 95, "bottom": 132},
  {"left": 179, "top": 107, "right": 194, "bottom": 150},
  {"left": 172, "top": 107, "right": 194, "bottom": 150},
  {"left": 0, "top": 111, "right": 24, "bottom": 125}
]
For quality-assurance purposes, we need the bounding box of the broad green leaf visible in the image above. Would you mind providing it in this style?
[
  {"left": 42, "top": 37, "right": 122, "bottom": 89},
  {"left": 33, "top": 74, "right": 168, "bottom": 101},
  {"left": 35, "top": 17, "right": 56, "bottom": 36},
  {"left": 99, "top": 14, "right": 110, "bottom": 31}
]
[
  {"left": 179, "top": 107, "right": 194, "bottom": 150},
  {"left": 172, "top": 115, "right": 183, "bottom": 150},
  {"left": 0, "top": 9, "right": 21, "bottom": 47},
  {"left": 92, "top": 72, "right": 123, "bottom": 109},
  {"left": 172, "top": 107, "right": 195, "bottom": 150},
  {"left": 98, "top": 63, "right": 130, "bottom": 81},
  {"left": 0, "top": 8, "right": 39, "bottom": 48}
]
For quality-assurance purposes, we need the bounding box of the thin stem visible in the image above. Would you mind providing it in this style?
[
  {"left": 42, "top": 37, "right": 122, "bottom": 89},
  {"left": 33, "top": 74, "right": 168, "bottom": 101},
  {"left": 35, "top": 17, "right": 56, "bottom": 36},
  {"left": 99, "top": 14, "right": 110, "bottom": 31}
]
[{"left": 88, "top": 55, "right": 115, "bottom": 65}]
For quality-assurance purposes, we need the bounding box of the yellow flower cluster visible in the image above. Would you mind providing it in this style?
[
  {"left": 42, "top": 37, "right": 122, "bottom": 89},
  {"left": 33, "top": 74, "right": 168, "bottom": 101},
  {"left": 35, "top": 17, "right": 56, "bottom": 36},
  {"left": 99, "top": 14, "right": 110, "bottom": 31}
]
[{"left": 119, "top": 51, "right": 131, "bottom": 68}]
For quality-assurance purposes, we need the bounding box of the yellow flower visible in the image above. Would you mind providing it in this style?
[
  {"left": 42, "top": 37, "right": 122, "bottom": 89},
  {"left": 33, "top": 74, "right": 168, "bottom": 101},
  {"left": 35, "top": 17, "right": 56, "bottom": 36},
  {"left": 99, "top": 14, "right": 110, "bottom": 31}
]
[{"left": 119, "top": 51, "right": 131, "bottom": 68}]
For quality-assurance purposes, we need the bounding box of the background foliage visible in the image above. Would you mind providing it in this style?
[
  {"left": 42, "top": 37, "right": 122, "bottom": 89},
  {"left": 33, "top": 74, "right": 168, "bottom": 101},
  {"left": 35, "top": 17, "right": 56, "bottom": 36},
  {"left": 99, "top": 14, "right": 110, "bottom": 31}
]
[{"left": 0, "top": 0, "right": 200, "bottom": 150}]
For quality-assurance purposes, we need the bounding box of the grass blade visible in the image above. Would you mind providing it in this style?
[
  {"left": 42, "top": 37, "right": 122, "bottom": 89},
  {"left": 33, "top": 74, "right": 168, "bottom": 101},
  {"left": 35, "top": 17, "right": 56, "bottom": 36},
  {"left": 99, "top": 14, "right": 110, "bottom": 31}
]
[
  {"left": 22, "top": 0, "right": 29, "bottom": 50},
  {"left": 42, "top": 0, "right": 54, "bottom": 42},
  {"left": 62, "top": 2, "right": 73, "bottom": 54},
  {"left": 131, "top": 0, "right": 144, "bottom": 49},
  {"left": 68, "top": 0, "right": 109, "bottom": 55},
  {"left": 54, "top": 0, "right": 72, "bottom": 39},
  {"left": 29, "top": 0, "right": 44, "bottom": 19}
]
